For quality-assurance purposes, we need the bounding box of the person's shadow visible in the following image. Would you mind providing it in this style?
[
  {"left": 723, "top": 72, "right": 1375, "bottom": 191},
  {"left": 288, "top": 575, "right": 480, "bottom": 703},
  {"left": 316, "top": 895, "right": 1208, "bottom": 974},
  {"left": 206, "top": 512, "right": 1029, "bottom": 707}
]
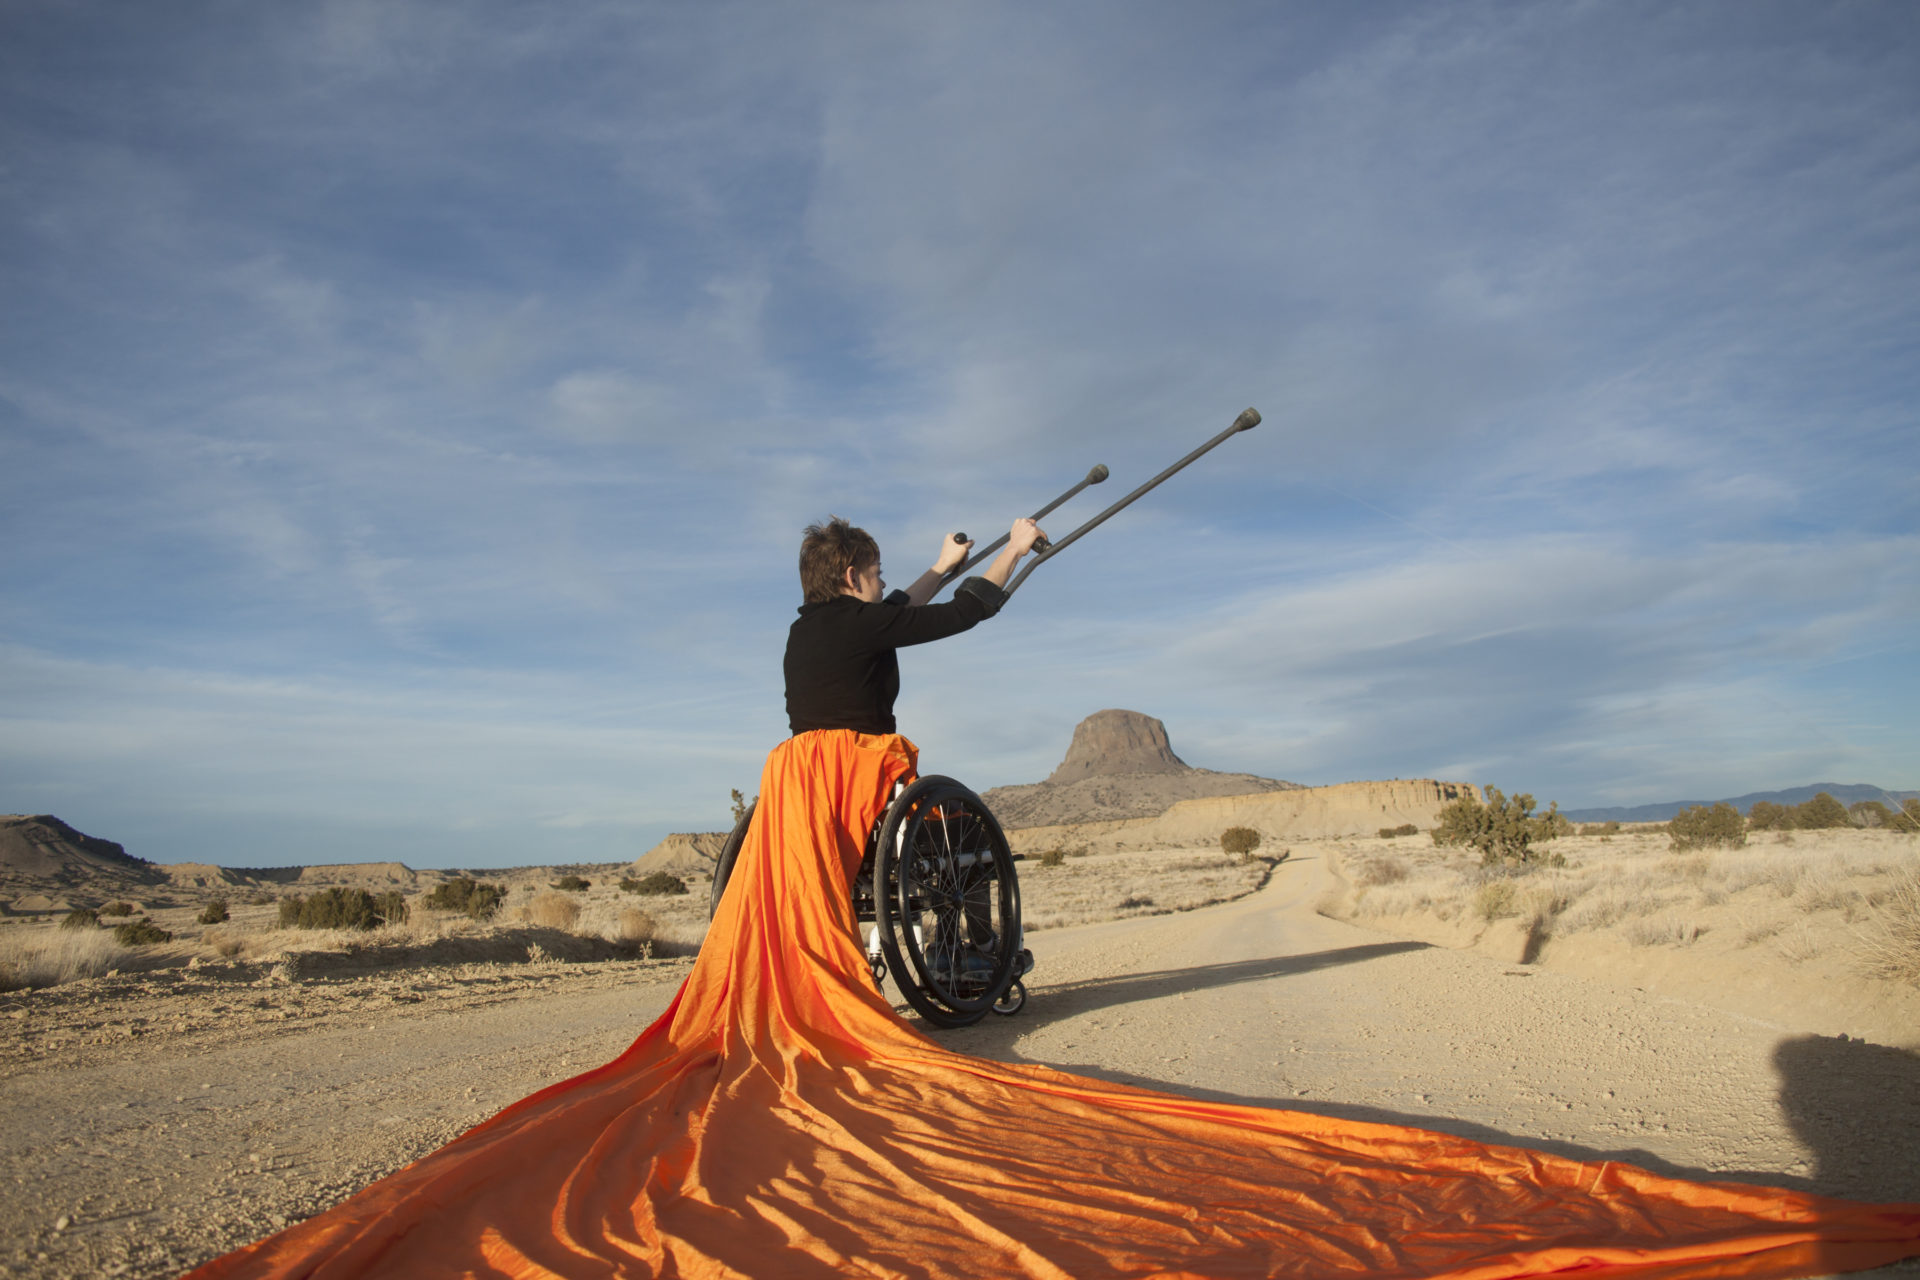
[{"left": 1773, "top": 1034, "right": 1920, "bottom": 1202}]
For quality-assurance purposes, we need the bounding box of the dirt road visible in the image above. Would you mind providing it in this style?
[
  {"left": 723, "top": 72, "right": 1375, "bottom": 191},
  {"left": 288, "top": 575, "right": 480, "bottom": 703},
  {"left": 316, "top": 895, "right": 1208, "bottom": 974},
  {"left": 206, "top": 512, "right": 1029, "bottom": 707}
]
[{"left": 5, "top": 852, "right": 1917, "bottom": 1278}]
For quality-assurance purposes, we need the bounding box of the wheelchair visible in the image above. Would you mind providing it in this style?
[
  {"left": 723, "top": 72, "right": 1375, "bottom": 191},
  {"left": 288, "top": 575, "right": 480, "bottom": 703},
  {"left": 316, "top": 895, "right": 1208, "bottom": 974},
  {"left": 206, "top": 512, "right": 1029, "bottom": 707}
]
[{"left": 709, "top": 775, "right": 1033, "bottom": 1029}]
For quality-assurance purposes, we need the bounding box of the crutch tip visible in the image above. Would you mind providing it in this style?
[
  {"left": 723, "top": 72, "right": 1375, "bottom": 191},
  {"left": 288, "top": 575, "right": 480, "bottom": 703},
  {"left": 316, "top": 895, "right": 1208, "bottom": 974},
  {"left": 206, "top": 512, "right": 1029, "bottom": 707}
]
[{"left": 1233, "top": 407, "right": 1261, "bottom": 431}]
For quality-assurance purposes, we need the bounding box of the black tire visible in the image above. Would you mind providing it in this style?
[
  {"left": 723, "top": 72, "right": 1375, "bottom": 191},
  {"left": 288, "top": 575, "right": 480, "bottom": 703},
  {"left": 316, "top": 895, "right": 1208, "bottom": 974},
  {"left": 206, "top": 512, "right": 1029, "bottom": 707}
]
[
  {"left": 873, "top": 776, "right": 1021, "bottom": 1029},
  {"left": 991, "top": 979, "right": 1027, "bottom": 1017},
  {"left": 708, "top": 801, "right": 757, "bottom": 920}
]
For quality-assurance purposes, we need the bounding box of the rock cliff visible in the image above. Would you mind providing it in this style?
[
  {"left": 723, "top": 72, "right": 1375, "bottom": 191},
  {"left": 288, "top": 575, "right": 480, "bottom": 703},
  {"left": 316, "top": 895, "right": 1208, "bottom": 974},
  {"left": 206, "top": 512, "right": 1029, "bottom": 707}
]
[
  {"left": 983, "top": 710, "right": 1298, "bottom": 827},
  {"left": 633, "top": 832, "right": 731, "bottom": 877}
]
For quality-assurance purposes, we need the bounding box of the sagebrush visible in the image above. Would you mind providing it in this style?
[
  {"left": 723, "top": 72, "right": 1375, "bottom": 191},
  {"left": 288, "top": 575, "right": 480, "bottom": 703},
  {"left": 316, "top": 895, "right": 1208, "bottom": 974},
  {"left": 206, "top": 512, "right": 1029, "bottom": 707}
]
[
  {"left": 1220, "top": 827, "right": 1261, "bottom": 857},
  {"left": 622, "top": 872, "right": 688, "bottom": 896},
  {"left": 277, "top": 888, "right": 408, "bottom": 931},
  {"left": 425, "top": 878, "right": 505, "bottom": 920},
  {"left": 1432, "top": 787, "right": 1566, "bottom": 867}
]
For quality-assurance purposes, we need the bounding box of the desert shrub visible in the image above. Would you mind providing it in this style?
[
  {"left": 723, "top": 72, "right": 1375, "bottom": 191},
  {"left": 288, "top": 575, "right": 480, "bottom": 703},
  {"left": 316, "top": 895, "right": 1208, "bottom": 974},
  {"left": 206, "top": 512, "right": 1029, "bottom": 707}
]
[
  {"left": 1349, "top": 854, "right": 1410, "bottom": 888},
  {"left": 1220, "top": 827, "right": 1261, "bottom": 857},
  {"left": 1851, "top": 800, "right": 1894, "bottom": 829},
  {"left": 60, "top": 908, "right": 99, "bottom": 930},
  {"left": 1474, "top": 881, "right": 1518, "bottom": 921},
  {"left": 113, "top": 917, "right": 173, "bottom": 945},
  {"left": 0, "top": 929, "right": 129, "bottom": 990},
  {"left": 1118, "top": 895, "right": 1155, "bottom": 910},
  {"left": 1792, "top": 792, "right": 1850, "bottom": 830},
  {"left": 1378, "top": 824, "right": 1419, "bottom": 839},
  {"left": 100, "top": 901, "right": 135, "bottom": 918},
  {"left": 1746, "top": 801, "right": 1790, "bottom": 831},
  {"left": 551, "top": 875, "right": 591, "bottom": 892},
  {"left": 1669, "top": 803, "right": 1747, "bottom": 852},
  {"left": 1531, "top": 804, "right": 1572, "bottom": 841},
  {"left": 1038, "top": 848, "right": 1066, "bottom": 868},
  {"left": 1433, "top": 787, "right": 1565, "bottom": 867},
  {"left": 524, "top": 891, "right": 581, "bottom": 930},
  {"left": 425, "top": 878, "right": 505, "bottom": 920},
  {"left": 277, "top": 888, "right": 408, "bottom": 931},
  {"left": 1624, "top": 914, "right": 1701, "bottom": 947},
  {"left": 621, "top": 871, "right": 688, "bottom": 896},
  {"left": 1857, "top": 866, "right": 1920, "bottom": 985},
  {"left": 614, "top": 908, "right": 658, "bottom": 947},
  {"left": 730, "top": 788, "right": 755, "bottom": 825},
  {"left": 1888, "top": 798, "right": 1920, "bottom": 834},
  {"left": 1579, "top": 821, "right": 1622, "bottom": 836},
  {"left": 198, "top": 899, "right": 230, "bottom": 925}
]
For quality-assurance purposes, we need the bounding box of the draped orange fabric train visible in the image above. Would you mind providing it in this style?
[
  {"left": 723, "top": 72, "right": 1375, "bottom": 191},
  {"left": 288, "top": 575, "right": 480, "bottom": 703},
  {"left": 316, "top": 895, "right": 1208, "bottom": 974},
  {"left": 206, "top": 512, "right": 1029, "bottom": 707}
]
[{"left": 191, "top": 731, "right": 1920, "bottom": 1279}]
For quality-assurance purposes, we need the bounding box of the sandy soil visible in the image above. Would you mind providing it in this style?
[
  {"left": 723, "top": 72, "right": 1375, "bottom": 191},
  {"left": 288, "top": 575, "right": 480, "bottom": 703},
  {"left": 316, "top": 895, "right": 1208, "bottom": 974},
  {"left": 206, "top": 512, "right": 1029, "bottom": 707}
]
[{"left": 3, "top": 851, "right": 1917, "bottom": 1278}]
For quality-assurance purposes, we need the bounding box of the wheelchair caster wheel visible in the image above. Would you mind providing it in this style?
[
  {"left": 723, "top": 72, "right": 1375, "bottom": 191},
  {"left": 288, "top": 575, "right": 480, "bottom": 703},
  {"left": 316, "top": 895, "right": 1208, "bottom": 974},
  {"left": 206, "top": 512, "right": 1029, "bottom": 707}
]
[
  {"left": 990, "top": 979, "right": 1026, "bottom": 1016},
  {"left": 869, "top": 955, "right": 888, "bottom": 987}
]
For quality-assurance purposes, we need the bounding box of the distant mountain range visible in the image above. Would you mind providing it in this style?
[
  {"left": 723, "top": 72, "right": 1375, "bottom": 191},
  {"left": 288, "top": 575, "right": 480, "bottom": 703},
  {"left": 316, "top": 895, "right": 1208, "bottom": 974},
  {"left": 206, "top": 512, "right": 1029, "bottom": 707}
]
[{"left": 1563, "top": 783, "right": 1918, "bottom": 825}]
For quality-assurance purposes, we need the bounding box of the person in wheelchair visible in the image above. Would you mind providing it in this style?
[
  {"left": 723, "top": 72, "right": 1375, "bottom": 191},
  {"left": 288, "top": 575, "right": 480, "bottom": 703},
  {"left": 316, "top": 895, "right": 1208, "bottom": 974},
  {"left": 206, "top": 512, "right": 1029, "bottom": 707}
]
[{"left": 784, "top": 515, "right": 1045, "bottom": 990}]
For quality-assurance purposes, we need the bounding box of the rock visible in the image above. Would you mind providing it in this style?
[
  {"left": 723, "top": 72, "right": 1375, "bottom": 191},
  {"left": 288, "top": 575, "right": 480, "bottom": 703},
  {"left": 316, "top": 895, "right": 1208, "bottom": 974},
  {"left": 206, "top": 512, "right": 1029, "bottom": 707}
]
[
  {"left": 983, "top": 709, "right": 1299, "bottom": 828},
  {"left": 1046, "top": 710, "right": 1189, "bottom": 783},
  {"left": 632, "top": 833, "right": 729, "bottom": 877}
]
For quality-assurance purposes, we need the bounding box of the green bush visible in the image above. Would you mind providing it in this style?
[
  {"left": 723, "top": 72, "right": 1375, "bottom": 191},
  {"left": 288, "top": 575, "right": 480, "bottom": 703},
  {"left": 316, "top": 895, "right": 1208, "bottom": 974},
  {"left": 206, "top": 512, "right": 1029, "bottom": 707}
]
[
  {"left": 621, "top": 871, "right": 688, "bottom": 896},
  {"left": 1433, "top": 787, "right": 1565, "bottom": 867},
  {"left": 100, "top": 901, "right": 135, "bottom": 918},
  {"left": 276, "top": 888, "right": 408, "bottom": 931},
  {"left": 424, "top": 878, "right": 506, "bottom": 920},
  {"left": 1578, "top": 821, "right": 1622, "bottom": 836},
  {"left": 1377, "top": 824, "right": 1419, "bottom": 839},
  {"left": 1889, "top": 798, "right": 1920, "bottom": 834},
  {"left": 1851, "top": 800, "right": 1894, "bottom": 828},
  {"left": 1669, "top": 803, "right": 1746, "bottom": 852},
  {"left": 1220, "top": 827, "right": 1261, "bottom": 857},
  {"left": 551, "top": 875, "right": 591, "bottom": 892},
  {"left": 1792, "top": 792, "right": 1850, "bottom": 830},
  {"left": 1747, "top": 801, "right": 1790, "bottom": 831},
  {"left": 60, "top": 908, "right": 99, "bottom": 930},
  {"left": 198, "top": 899, "right": 230, "bottom": 925},
  {"left": 1531, "top": 804, "right": 1572, "bottom": 840},
  {"left": 113, "top": 917, "right": 173, "bottom": 945}
]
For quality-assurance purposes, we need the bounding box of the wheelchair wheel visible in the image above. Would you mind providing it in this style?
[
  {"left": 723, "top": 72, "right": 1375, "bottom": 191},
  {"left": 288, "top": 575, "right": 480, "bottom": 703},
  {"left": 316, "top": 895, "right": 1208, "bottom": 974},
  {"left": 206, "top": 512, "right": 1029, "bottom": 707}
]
[
  {"left": 991, "top": 979, "right": 1027, "bottom": 1016},
  {"left": 873, "top": 776, "right": 1021, "bottom": 1029},
  {"left": 708, "top": 801, "right": 757, "bottom": 920}
]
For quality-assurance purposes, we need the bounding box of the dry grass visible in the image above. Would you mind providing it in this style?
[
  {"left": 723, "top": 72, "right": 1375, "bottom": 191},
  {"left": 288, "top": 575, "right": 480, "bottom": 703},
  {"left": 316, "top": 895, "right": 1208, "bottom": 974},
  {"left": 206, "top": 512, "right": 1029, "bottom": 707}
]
[
  {"left": 519, "top": 892, "right": 581, "bottom": 931},
  {"left": 0, "top": 928, "right": 131, "bottom": 990},
  {"left": 1857, "top": 865, "right": 1920, "bottom": 985},
  {"left": 1327, "top": 827, "right": 1919, "bottom": 966}
]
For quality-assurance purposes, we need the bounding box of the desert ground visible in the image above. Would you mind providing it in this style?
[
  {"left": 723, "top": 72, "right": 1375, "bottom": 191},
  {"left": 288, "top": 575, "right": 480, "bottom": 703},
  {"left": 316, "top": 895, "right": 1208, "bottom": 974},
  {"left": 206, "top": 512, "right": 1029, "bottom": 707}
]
[{"left": 3, "top": 831, "right": 1918, "bottom": 1278}]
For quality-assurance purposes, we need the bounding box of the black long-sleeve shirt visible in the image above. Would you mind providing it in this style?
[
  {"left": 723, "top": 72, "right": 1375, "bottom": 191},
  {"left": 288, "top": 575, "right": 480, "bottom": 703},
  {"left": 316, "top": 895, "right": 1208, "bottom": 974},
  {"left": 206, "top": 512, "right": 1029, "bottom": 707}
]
[{"left": 784, "top": 578, "right": 1006, "bottom": 735}]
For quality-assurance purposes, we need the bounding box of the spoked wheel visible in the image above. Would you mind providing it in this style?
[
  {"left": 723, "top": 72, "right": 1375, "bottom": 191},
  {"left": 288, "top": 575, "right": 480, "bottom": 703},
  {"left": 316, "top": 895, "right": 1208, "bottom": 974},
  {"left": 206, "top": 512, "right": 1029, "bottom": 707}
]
[
  {"left": 873, "top": 776, "right": 1022, "bottom": 1029},
  {"left": 708, "top": 801, "right": 757, "bottom": 920}
]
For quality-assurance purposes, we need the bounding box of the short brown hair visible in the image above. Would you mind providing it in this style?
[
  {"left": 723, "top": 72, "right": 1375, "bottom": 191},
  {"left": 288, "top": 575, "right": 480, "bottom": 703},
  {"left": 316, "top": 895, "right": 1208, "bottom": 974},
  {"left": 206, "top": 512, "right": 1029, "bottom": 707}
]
[{"left": 798, "top": 516, "right": 879, "bottom": 603}]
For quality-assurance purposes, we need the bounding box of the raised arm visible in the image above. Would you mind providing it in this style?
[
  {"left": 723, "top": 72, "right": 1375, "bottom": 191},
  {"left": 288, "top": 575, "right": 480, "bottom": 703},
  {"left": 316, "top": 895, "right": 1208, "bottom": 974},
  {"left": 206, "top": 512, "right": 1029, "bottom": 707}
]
[
  {"left": 899, "top": 533, "right": 974, "bottom": 606},
  {"left": 979, "top": 518, "right": 1044, "bottom": 589}
]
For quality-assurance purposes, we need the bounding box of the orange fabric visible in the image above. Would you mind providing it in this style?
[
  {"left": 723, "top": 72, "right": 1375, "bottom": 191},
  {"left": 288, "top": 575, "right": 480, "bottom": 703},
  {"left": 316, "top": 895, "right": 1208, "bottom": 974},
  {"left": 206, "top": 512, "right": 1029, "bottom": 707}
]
[{"left": 192, "top": 730, "right": 1920, "bottom": 1280}]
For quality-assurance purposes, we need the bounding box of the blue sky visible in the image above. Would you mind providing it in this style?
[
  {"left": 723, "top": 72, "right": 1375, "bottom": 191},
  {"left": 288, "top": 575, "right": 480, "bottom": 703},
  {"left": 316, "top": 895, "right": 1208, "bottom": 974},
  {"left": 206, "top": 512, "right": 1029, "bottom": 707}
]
[{"left": 3, "top": 2, "right": 1915, "bottom": 869}]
